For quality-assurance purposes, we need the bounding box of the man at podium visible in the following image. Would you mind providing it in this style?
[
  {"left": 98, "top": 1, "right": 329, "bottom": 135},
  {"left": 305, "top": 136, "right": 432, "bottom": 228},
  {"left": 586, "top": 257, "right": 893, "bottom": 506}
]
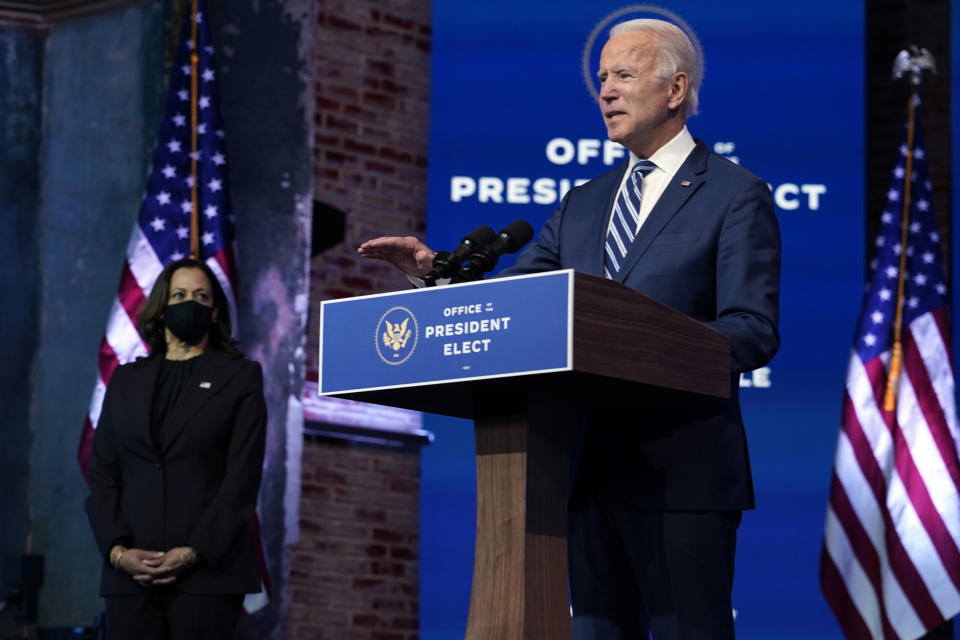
[{"left": 359, "top": 17, "right": 780, "bottom": 640}]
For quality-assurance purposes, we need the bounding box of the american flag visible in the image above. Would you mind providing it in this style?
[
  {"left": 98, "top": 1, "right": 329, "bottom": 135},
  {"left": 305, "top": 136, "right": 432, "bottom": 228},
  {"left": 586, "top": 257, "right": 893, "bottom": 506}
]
[
  {"left": 76, "top": 0, "right": 269, "bottom": 615},
  {"left": 821, "top": 98, "right": 960, "bottom": 639}
]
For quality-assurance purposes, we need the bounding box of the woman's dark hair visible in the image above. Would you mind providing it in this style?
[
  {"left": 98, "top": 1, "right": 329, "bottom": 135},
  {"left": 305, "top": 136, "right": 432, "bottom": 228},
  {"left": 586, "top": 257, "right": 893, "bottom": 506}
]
[{"left": 138, "top": 258, "right": 241, "bottom": 357}]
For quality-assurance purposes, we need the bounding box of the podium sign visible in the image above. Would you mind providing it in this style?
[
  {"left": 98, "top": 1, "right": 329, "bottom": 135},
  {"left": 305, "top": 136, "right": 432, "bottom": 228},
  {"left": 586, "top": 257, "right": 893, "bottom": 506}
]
[
  {"left": 317, "top": 269, "right": 731, "bottom": 639},
  {"left": 319, "top": 270, "right": 575, "bottom": 395}
]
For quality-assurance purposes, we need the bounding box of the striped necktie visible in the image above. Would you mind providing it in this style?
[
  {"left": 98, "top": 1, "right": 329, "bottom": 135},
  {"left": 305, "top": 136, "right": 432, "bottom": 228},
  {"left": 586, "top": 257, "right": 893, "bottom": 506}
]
[{"left": 604, "top": 160, "right": 657, "bottom": 278}]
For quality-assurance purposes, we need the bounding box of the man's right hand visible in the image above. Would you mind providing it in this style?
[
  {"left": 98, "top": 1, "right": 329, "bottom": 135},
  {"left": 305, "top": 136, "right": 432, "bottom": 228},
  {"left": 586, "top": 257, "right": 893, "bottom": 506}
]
[{"left": 357, "top": 236, "right": 436, "bottom": 277}]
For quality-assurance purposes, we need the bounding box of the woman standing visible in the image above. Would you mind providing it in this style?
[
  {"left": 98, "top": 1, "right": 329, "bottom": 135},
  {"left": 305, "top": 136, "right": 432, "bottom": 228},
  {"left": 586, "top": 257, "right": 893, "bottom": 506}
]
[{"left": 85, "top": 258, "right": 267, "bottom": 639}]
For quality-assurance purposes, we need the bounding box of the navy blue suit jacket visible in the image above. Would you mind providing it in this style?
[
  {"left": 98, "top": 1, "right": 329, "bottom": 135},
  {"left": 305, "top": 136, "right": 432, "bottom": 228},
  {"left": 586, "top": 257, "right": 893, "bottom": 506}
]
[{"left": 500, "top": 140, "right": 780, "bottom": 511}]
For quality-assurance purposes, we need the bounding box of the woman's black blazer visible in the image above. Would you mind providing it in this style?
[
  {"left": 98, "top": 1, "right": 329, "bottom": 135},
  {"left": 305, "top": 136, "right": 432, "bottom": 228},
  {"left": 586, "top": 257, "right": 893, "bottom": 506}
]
[{"left": 85, "top": 349, "right": 267, "bottom": 596}]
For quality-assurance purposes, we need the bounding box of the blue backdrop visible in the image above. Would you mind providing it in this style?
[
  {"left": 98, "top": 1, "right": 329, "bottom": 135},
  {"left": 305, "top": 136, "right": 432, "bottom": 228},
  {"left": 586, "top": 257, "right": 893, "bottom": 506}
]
[{"left": 420, "top": 2, "right": 865, "bottom": 637}]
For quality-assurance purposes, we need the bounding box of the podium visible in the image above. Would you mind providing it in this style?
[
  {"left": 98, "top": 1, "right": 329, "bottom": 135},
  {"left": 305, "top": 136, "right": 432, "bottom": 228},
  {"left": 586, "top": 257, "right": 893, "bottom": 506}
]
[{"left": 319, "top": 270, "right": 730, "bottom": 639}]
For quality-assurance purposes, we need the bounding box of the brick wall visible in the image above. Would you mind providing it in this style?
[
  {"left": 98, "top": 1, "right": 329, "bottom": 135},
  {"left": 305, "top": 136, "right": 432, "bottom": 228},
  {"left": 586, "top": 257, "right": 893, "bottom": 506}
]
[
  {"left": 308, "top": 0, "right": 431, "bottom": 346},
  {"left": 291, "top": 0, "right": 431, "bottom": 637},
  {"left": 288, "top": 436, "right": 421, "bottom": 639}
]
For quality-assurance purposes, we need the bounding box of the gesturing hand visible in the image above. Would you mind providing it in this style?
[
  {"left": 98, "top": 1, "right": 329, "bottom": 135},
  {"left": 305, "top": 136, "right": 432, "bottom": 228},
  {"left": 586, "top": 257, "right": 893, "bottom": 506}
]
[{"left": 357, "top": 236, "right": 436, "bottom": 277}]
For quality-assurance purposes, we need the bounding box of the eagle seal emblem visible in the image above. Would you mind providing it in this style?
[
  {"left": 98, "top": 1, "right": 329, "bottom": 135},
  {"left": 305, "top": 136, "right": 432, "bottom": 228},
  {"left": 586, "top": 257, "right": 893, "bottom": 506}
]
[{"left": 375, "top": 306, "right": 418, "bottom": 365}]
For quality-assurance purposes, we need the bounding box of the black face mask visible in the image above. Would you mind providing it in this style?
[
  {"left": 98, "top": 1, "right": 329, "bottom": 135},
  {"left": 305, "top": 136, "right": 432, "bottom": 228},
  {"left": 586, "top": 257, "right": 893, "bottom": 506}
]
[{"left": 164, "top": 300, "right": 214, "bottom": 344}]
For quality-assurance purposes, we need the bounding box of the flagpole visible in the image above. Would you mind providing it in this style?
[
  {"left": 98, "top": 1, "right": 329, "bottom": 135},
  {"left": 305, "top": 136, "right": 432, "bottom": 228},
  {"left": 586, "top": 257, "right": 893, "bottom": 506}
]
[
  {"left": 882, "top": 94, "right": 916, "bottom": 411},
  {"left": 189, "top": 0, "right": 200, "bottom": 258},
  {"left": 882, "top": 46, "right": 937, "bottom": 412}
]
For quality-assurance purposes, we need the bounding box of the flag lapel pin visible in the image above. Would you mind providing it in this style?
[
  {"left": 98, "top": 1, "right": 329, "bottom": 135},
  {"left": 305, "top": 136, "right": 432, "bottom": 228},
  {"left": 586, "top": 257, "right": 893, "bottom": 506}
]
[
  {"left": 199, "top": 381, "right": 212, "bottom": 389},
  {"left": 680, "top": 180, "right": 692, "bottom": 187}
]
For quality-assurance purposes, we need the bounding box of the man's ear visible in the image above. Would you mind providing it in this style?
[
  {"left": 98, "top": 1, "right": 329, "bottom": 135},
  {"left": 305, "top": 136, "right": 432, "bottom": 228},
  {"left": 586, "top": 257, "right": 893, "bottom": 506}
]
[{"left": 668, "top": 71, "right": 689, "bottom": 110}]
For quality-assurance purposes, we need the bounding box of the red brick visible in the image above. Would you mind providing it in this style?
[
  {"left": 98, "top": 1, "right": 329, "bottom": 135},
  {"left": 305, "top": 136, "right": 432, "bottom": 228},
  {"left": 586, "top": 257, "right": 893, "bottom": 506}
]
[
  {"left": 343, "top": 138, "right": 377, "bottom": 155},
  {"left": 351, "top": 577, "right": 384, "bottom": 590},
  {"left": 295, "top": 0, "right": 430, "bottom": 635},
  {"left": 316, "top": 96, "right": 341, "bottom": 112},
  {"left": 390, "top": 617, "right": 418, "bottom": 630},
  {"left": 329, "top": 14, "right": 363, "bottom": 31},
  {"left": 371, "top": 528, "right": 404, "bottom": 543},
  {"left": 330, "top": 85, "right": 359, "bottom": 100},
  {"left": 362, "top": 91, "right": 394, "bottom": 109},
  {"left": 370, "top": 561, "right": 405, "bottom": 577},
  {"left": 390, "top": 546, "right": 416, "bottom": 560},
  {"left": 364, "top": 160, "right": 396, "bottom": 175},
  {"left": 354, "top": 507, "right": 387, "bottom": 522},
  {"left": 381, "top": 79, "right": 408, "bottom": 95},
  {"left": 371, "top": 598, "right": 407, "bottom": 612},
  {"left": 382, "top": 13, "right": 416, "bottom": 30},
  {"left": 324, "top": 115, "right": 359, "bottom": 133},
  {"left": 352, "top": 614, "right": 381, "bottom": 627},
  {"left": 343, "top": 275, "right": 373, "bottom": 289},
  {"left": 343, "top": 103, "right": 377, "bottom": 120},
  {"left": 366, "top": 59, "right": 395, "bottom": 76}
]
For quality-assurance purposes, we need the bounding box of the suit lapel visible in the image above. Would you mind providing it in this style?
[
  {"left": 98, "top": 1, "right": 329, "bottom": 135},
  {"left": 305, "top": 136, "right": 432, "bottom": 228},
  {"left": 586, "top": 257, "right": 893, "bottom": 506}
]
[
  {"left": 130, "top": 356, "right": 163, "bottom": 459},
  {"left": 160, "top": 350, "right": 240, "bottom": 454},
  {"left": 616, "top": 141, "right": 709, "bottom": 282}
]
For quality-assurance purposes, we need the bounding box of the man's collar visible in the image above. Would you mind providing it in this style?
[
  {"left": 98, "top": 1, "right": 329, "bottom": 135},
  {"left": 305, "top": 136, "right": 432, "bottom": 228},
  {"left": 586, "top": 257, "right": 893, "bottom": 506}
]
[{"left": 628, "top": 126, "right": 696, "bottom": 177}]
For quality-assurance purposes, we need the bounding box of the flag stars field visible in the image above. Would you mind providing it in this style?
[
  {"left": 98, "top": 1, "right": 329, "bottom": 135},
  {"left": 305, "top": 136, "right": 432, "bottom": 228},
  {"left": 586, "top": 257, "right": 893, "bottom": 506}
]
[
  {"left": 822, "top": 104, "right": 960, "bottom": 638},
  {"left": 77, "top": 0, "right": 266, "bottom": 614}
]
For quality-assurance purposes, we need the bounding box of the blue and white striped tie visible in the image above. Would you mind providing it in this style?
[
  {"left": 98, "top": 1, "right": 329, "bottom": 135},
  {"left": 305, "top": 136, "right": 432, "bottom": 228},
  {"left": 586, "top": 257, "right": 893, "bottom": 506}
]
[{"left": 604, "top": 160, "right": 657, "bottom": 278}]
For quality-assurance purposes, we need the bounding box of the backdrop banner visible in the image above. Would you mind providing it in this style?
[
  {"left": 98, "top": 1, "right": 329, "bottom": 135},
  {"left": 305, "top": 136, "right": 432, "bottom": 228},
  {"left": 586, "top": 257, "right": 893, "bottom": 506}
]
[{"left": 422, "top": 2, "right": 864, "bottom": 637}]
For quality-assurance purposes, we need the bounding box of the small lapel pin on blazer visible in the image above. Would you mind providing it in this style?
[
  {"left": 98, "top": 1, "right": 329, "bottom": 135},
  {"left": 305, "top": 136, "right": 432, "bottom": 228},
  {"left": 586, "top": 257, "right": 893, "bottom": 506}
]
[
  {"left": 199, "top": 381, "right": 212, "bottom": 389},
  {"left": 680, "top": 180, "right": 692, "bottom": 187}
]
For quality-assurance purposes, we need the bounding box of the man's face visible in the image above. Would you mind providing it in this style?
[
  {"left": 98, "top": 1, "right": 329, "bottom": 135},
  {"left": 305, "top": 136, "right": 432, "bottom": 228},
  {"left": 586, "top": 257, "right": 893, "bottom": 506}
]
[{"left": 597, "top": 31, "right": 683, "bottom": 157}]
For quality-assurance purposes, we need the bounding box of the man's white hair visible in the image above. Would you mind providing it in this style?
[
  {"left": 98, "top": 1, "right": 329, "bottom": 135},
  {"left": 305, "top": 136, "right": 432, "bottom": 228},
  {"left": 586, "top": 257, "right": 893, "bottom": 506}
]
[{"left": 609, "top": 18, "right": 703, "bottom": 116}]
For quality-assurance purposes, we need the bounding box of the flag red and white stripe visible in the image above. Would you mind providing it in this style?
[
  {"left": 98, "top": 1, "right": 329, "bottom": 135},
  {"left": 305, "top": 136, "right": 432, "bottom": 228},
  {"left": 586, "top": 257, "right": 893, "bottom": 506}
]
[
  {"left": 76, "top": 0, "right": 269, "bottom": 615},
  {"left": 821, "top": 98, "right": 960, "bottom": 639}
]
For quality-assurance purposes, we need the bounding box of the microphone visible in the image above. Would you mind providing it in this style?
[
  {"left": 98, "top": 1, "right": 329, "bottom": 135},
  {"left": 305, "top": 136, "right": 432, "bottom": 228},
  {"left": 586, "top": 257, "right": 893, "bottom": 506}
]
[
  {"left": 456, "top": 220, "right": 534, "bottom": 282},
  {"left": 423, "top": 225, "right": 496, "bottom": 286}
]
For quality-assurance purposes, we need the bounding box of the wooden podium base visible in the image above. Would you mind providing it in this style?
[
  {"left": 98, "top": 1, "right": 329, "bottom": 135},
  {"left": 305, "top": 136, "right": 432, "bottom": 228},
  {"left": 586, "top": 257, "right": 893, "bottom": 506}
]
[{"left": 466, "top": 392, "right": 576, "bottom": 640}]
